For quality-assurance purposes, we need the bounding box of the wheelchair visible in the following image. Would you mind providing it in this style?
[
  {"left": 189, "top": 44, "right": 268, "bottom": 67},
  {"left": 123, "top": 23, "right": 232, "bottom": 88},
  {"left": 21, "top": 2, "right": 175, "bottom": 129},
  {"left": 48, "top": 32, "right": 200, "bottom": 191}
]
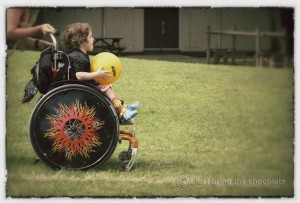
[{"left": 28, "top": 33, "right": 138, "bottom": 171}]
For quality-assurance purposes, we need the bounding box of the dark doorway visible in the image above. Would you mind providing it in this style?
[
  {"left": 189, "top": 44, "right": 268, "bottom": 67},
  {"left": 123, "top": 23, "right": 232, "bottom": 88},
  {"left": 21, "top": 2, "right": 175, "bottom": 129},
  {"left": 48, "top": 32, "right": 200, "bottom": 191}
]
[{"left": 144, "top": 8, "right": 179, "bottom": 50}]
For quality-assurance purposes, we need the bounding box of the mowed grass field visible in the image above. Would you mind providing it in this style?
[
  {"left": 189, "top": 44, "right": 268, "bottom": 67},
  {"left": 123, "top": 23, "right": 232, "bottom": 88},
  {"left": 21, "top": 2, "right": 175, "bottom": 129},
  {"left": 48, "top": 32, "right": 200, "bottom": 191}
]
[{"left": 6, "top": 50, "right": 294, "bottom": 197}]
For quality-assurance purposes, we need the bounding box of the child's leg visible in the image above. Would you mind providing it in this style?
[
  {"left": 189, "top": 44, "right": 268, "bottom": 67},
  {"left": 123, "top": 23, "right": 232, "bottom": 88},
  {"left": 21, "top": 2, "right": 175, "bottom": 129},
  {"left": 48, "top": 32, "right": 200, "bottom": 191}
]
[
  {"left": 99, "top": 85, "right": 117, "bottom": 102},
  {"left": 99, "top": 85, "right": 137, "bottom": 122},
  {"left": 104, "top": 87, "right": 140, "bottom": 112}
]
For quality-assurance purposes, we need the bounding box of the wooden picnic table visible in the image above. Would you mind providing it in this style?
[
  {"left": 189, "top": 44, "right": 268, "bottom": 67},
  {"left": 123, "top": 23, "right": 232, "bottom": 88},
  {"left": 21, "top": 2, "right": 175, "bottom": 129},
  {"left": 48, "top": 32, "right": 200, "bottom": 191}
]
[{"left": 93, "top": 37, "right": 126, "bottom": 55}]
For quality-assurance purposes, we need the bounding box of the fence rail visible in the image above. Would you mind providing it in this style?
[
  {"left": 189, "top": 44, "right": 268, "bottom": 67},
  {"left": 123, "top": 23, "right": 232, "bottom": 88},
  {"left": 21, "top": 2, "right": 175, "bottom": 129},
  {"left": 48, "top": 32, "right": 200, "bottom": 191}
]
[{"left": 206, "top": 25, "right": 287, "bottom": 67}]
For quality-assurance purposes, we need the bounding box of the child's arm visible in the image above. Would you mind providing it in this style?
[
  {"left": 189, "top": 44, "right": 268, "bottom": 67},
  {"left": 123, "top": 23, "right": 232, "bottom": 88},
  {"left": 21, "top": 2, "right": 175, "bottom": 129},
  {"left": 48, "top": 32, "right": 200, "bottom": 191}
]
[{"left": 76, "top": 66, "right": 111, "bottom": 81}]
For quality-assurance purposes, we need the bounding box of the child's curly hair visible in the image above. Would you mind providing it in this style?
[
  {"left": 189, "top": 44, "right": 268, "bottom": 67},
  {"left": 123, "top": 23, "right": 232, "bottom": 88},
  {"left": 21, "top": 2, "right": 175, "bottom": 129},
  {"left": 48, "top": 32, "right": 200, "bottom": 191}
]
[{"left": 62, "top": 23, "right": 92, "bottom": 51}]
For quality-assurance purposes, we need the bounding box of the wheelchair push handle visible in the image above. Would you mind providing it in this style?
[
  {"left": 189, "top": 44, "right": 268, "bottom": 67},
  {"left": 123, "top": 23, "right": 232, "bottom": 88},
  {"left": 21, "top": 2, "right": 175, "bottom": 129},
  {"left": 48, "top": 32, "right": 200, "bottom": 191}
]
[
  {"left": 49, "top": 30, "right": 60, "bottom": 51},
  {"left": 48, "top": 30, "right": 72, "bottom": 80}
]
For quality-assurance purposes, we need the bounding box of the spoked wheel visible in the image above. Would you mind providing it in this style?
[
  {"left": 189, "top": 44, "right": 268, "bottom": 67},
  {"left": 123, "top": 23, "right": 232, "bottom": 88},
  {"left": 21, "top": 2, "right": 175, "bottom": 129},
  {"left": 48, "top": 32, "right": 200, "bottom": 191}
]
[{"left": 29, "top": 83, "right": 119, "bottom": 170}]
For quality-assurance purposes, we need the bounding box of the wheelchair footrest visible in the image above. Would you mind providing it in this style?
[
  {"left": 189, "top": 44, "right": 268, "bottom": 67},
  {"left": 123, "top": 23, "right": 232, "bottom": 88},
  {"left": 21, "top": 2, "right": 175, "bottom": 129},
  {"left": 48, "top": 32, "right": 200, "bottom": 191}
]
[
  {"left": 119, "top": 129, "right": 138, "bottom": 171},
  {"left": 125, "top": 148, "right": 137, "bottom": 171}
]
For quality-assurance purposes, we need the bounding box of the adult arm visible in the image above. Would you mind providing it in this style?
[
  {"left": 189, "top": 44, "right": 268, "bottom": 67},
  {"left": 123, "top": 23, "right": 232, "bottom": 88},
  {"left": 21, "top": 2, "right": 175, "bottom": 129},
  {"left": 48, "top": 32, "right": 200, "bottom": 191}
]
[
  {"left": 6, "top": 8, "right": 55, "bottom": 40},
  {"left": 22, "top": 37, "right": 53, "bottom": 50}
]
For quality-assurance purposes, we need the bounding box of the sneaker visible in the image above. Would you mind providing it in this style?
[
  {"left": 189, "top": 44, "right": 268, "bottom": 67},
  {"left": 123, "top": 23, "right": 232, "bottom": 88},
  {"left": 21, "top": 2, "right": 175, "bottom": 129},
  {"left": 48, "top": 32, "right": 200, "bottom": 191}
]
[
  {"left": 122, "top": 109, "right": 138, "bottom": 123},
  {"left": 127, "top": 102, "right": 140, "bottom": 111}
]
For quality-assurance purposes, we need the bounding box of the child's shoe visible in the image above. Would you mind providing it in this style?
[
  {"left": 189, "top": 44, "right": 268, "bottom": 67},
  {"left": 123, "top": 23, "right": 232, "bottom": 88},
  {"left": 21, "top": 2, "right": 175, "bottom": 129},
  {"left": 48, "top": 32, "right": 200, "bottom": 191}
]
[
  {"left": 121, "top": 109, "right": 138, "bottom": 123},
  {"left": 127, "top": 102, "right": 140, "bottom": 111}
]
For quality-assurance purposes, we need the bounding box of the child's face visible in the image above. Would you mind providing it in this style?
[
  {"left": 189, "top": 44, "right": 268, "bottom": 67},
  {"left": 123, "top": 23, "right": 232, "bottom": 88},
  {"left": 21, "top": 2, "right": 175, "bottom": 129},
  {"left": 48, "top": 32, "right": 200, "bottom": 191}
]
[{"left": 80, "top": 30, "right": 94, "bottom": 53}]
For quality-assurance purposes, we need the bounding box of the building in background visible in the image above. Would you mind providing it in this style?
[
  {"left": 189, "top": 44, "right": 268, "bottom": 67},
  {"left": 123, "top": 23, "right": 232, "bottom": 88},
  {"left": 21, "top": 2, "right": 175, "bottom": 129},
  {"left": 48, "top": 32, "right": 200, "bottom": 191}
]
[{"left": 36, "top": 7, "right": 293, "bottom": 57}]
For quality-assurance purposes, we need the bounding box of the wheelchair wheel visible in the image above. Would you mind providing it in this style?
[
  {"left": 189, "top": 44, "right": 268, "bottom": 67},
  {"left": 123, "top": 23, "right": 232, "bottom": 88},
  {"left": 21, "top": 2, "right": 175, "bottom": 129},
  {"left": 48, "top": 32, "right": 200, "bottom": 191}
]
[{"left": 29, "top": 83, "right": 119, "bottom": 170}]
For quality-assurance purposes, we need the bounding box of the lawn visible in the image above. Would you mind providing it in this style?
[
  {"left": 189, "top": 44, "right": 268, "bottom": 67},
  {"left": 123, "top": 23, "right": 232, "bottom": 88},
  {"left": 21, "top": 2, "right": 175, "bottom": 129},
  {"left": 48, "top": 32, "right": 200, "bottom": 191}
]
[{"left": 6, "top": 50, "right": 294, "bottom": 197}]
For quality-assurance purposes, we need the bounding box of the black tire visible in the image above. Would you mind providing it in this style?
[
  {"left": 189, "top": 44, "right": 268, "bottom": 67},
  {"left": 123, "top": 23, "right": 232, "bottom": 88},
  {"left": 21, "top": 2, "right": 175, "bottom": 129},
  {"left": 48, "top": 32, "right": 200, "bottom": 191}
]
[
  {"left": 29, "top": 83, "right": 119, "bottom": 170},
  {"left": 118, "top": 150, "right": 131, "bottom": 162}
]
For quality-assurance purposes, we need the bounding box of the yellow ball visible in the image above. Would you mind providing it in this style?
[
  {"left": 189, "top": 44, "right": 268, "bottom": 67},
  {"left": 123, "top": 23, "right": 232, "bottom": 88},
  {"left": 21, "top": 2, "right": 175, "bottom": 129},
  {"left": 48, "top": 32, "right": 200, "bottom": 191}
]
[{"left": 90, "top": 52, "right": 122, "bottom": 85}]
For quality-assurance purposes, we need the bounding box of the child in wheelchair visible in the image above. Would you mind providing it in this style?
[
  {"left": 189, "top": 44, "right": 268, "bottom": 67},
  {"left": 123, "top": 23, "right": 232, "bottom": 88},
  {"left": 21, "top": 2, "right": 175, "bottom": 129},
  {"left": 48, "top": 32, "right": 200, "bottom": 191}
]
[{"left": 62, "top": 22, "right": 139, "bottom": 123}]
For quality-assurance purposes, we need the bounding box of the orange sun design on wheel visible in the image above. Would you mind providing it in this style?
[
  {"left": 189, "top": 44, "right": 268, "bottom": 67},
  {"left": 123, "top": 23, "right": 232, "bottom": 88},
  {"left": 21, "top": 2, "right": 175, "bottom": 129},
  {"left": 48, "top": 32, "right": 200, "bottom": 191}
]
[{"left": 44, "top": 100, "right": 104, "bottom": 160}]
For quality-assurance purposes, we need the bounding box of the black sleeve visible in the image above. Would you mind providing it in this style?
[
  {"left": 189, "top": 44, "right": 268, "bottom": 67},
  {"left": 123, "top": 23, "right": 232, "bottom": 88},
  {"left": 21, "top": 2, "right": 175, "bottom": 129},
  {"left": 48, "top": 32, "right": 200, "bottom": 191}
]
[
  {"left": 72, "top": 55, "right": 89, "bottom": 73},
  {"left": 68, "top": 52, "right": 90, "bottom": 80},
  {"left": 68, "top": 59, "right": 77, "bottom": 80}
]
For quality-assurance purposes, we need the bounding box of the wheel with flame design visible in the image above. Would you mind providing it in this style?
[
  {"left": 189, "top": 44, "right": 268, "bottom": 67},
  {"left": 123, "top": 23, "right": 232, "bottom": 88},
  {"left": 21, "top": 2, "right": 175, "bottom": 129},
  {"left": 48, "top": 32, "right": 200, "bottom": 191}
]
[{"left": 29, "top": 83, "right": 119, "bottom": 170}]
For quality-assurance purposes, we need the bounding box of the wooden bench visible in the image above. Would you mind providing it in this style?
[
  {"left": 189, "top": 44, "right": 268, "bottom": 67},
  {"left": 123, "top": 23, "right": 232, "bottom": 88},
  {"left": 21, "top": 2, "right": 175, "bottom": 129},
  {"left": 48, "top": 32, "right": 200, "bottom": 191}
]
[
  {"left": 93, "top": 38, "right": 126, "bottom": 55},
  {"left": 257, "top": 51, "right": 288, "bottom": 67},
  {"left": 94, "top": 45, "right": 126, "bottom": 55},
  {"left": 211, "top": 49, "right": 253, "bottom": 65}
]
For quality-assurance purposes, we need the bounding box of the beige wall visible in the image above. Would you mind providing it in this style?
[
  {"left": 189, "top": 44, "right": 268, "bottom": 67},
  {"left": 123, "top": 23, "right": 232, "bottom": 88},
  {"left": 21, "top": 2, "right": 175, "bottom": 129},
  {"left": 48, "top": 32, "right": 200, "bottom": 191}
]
[
  {"left": 40, "top": 8, "right": 283, "bottom": 53},
  {"left": 180, "top": 8, "right": 219, "bottom": 52},
  {"left": 41, "top": 8, "right": 144, "bottom": 52},
  {"left": 219, "top": 8, "right": 281, "bottom": 51},
  {"left": 179, "top": 8, "right": 282, "bottom": 52},
  {"left": 42, "top": 8, "right": 104, "bottom": 48},
  {"left": 104, "top": 8, "right": 144, "bottom": 52}
]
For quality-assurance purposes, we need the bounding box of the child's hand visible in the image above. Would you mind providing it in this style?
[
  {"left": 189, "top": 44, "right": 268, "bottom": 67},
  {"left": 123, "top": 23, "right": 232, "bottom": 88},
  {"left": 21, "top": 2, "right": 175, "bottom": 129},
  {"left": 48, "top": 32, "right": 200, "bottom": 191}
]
[{"left": 96, "top": 66, "right": 111, "bottom": 80}]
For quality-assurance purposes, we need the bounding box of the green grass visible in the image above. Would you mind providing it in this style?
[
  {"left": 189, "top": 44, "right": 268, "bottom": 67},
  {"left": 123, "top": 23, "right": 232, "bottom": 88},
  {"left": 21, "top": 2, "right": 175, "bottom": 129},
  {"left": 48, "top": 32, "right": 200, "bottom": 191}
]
[{"left": 6, "top": 50, "right": 294, "bottom": 197}]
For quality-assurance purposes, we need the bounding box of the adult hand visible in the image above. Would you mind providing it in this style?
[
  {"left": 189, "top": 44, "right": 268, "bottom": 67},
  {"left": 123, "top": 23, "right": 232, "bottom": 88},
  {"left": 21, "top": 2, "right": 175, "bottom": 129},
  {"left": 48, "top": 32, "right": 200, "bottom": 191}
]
[{"left": 41, "top": 24, "right": 55, "bottom": 35}]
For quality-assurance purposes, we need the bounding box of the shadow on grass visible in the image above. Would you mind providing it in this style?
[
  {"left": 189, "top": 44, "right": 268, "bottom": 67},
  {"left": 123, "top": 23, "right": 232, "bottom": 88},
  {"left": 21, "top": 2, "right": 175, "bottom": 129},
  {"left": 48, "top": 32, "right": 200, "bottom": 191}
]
[
  {"left": 6, "top": 153, "right": 45, "bottom": 172},
  {"left": 8, "top": 149, "right": 196, "bottom": 172},
  {"left": 96, "top": 157, "right": 197, "bottom": 172}
]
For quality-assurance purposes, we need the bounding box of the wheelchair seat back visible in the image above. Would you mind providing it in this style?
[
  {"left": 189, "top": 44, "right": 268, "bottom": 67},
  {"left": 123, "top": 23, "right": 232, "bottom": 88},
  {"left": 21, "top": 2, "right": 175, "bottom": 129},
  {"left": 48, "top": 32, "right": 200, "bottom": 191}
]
[{"left": 32, "top": 46, "right": 70, "bottom": 94}]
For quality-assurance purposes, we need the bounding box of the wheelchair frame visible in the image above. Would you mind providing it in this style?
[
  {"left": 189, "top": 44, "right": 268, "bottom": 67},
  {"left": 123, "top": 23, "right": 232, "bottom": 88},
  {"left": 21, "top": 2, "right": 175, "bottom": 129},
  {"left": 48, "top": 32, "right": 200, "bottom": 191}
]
[{"left": 29, "top": 33, "right": 138, "bottom": 171}]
